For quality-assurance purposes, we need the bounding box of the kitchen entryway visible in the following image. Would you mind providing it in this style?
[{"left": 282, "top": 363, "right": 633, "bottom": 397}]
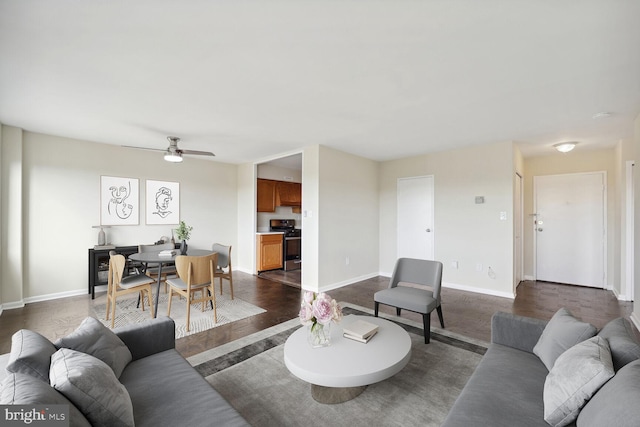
[{"left": 258, "top": 269, "right": 301, "bottom": 288}]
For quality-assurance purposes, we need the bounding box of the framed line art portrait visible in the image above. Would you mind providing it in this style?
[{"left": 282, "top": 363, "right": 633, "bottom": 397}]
[
  {"left": 146, "top": 180, "right": 180, "bottom": 225},
  {"left": 100, "top": 176, "right": 139, "bottom": 225}
]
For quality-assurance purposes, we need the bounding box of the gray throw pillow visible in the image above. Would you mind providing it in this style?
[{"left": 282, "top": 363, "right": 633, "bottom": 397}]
[
  {"left": 49, "top": 348, "right": 134, "bottom": 427},
  {"left": 54, "top": 316, "right": 132, "bottom": 378},
  {"left": 577, "top": 358, "right": 640, "bottom": 427},
  {"left": 543, "top": 336, "right": 614, "bottom": 427},
  {"left": 6, "top": 329, "right": 57, "bottom": 382},
  {"left": 597, "top": 317, "right": 640, "bottom": 371},
  {"left": 533, "top": 308, "right": 597, "bottom": 370},
  {"left": 0, "top": 373, "right": 91, "bottom": 427}
]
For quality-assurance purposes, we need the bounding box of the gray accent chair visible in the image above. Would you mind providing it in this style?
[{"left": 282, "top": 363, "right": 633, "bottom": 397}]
[
  {"left": 374, "top": 258, "right": 444, "bottom": 343},
  {"left": 212, "top": 243, "right": 234, "bottom": 299}
]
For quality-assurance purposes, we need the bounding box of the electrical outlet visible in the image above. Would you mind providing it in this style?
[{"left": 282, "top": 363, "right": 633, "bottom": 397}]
[
  {"left": 450, "top": 261, "right": 458, "bottom": 269},
  {"left": 476, "top": 263, "right": 483, "bottom": 272},
  {"left": 345, "top": 257, "right": 350, "bottom": 266}
]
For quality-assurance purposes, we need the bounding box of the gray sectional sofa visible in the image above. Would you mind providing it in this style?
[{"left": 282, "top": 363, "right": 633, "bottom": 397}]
[
  {"left": 442, "top": 310, "right": 640, "bottom": 427},
  {"left": 0, "top": 316, "right": 249, "bottom": 427}
]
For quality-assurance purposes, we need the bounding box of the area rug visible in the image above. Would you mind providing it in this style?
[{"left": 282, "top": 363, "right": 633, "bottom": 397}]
[
  {"left": 91, "top": 291, "right": 266, "bottom": 339},
  {"left": 187, "top": 303, "right": 488, "bottom": 427}
]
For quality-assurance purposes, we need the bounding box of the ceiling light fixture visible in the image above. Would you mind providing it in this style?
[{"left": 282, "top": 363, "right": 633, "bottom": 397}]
[
  {"left": 592, "top": 112, "right": 612, "bottom": 119},
  {"left": 553, "top": 142, "right": 578, "bottom": 153},
  {"left": 164, "top": 151, "right": 183, "bottom": 162}
]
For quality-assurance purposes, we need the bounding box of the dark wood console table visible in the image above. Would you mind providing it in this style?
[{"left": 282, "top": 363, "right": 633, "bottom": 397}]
[{"left": 88, "top": 245, "right": 139, "bottom": 299}]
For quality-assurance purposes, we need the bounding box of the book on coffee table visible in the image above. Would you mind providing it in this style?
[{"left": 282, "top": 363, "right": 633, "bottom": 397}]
[
  {"left": 343, "top": 329, "right": 378, "bottom": 343},
  {"left": 343, "top": 319, "right": 379, "bottom": 340}
]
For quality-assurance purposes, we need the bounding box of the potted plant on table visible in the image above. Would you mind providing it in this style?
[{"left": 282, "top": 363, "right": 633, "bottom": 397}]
[{"left": 175, "top": 220, "right": 193, "bottom": 255}]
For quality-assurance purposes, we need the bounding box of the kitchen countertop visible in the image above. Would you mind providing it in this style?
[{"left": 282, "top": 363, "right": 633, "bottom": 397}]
[{"left": 256, "top": 231, "right": 285, "bottom": 235}]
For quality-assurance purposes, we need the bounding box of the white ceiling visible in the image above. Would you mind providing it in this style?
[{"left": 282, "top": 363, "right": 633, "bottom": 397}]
[{"left": 1, "top": 1, "right": 639, "bottom": 164}]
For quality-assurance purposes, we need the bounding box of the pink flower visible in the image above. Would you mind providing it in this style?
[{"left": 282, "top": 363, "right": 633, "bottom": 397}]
[
  {"left": 299, "top": 302, "right": 314, "bottom": 325},
  {"left": 312, "top": 297, "right": 333, "bottom": 325},
  {"left": 303, "top": 291, "right": 315, "bottom": 304},
  {"left": 331, "top": 300, "right": 343, "bottom": 323}
]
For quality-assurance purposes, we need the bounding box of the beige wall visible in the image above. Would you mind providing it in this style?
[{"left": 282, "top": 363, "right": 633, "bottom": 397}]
[
  {"left": 523, "top": 150, "right": 616, "bottom": 289},
  {"left": 380, "top": 141, "right": 516, "bottom": 298},
  {"left": 1, "top": 129, "right": 239, "bottom": 306}
]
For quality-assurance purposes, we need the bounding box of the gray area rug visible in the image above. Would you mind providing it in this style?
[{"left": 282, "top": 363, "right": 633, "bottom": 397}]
[{"left": 187, "top": 303, "right": 488, "bottom": 427}]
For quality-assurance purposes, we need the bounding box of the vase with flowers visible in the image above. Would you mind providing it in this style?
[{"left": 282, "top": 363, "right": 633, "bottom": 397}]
[
  {"left": 299, "top": 291, "right": 343, "bottom": 348},
  {"left": 175, "top": 220, "right": 193, "bottom": 255}
]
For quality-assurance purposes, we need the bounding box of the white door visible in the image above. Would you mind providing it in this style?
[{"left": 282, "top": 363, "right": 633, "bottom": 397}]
[
  {"left": 397, "top": 176, "right": 434, "bottom": 260},
  {"left": 534, "top": 172, "right": 605, "bottom": 287},
  {"left": 514, "top": 173, "right": 523, "bottom": 289}
]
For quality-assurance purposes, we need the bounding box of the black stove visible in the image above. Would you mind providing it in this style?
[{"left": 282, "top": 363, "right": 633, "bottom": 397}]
[{"left": 269, "top": 219, "right": 301, "bottom": 270}]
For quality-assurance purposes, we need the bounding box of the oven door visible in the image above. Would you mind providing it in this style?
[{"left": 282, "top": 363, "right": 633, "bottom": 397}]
[{"left": 284, "top": 236, "right": 301, "bottom": 271}]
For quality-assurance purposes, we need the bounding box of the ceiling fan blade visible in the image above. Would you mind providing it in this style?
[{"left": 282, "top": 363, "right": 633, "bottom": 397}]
[
  {"left": 122, "top": 145, "right": 167, "bottom": 152},
  {"left": 179, "top": 149, "right": 216, "bottom": 157}
]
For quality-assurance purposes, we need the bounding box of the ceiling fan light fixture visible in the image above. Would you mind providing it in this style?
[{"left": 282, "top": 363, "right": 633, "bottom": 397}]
[
  {"left": 553, "top": 142, "right": 578, "bottom": 153},
  {"left": 164, "top": 151, "right": 183, "bottom": 162}
]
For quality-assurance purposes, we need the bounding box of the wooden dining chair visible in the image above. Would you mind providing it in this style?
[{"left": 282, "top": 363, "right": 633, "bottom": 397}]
[
  {"left": 106, "top": 254, "right": 156, "bottom": 328},
  {"left": 166, "top": 253, "right": 218, "bottom": 332},
  {"left": 212, "top": 243, "right": 234, "bottom": 299},
  {"left": 139, "top": 242, "right": 177, "bottom": 292}
]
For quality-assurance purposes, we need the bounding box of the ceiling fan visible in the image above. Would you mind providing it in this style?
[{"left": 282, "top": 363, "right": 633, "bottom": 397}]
[{"left": 123, "top": 136, "right": 215, "bottom": 163}]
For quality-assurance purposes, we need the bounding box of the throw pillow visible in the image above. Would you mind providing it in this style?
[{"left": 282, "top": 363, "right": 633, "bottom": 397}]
[
  {"left": 543, "top": 336, "right": 614, "bottom": 427},
  {"left": 54, "top": 316, "right": 132, "bottom": 378},
  {"left": 49, "top": 348, "right": 134, "bottom": 427},
  {"left": 6, "top": 329, "right": 57, "bottom": 382},
  {"left": 0, "top": 373, "right": 91, "bottom": 427},
  {"left": 597, "top": 317, "right": 640, "bottom": 371},
  {"left": 576, "top": 358, "right": 640, "bottom": 427},
  {"left": 533, "top": 308, "right": 597, "bottom": 370}
]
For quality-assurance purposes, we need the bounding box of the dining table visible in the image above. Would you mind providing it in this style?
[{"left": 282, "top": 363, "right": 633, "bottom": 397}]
[{"left": 128, "top": 248, "right": 214, "bottom": 318}]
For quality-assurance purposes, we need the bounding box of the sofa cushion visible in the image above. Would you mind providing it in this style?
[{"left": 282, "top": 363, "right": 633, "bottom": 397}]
[
  {"left": 543, "top": 336, "right": 614, "bottom": 427},
  {"left": 6, "top": 329, "right": 57, "bottom": 382},
  {"left": 49, "top": 348, "right": 134, "bottom": 427},
  {"left": 120, "top": 349, "right": 250, "bottom": 427},
  {"left": 597, "top": 317, "right": 640, "bottom": 371},
  {"left": 577, "top": 358, "right": 640, "bottom": 427},
  {"left": 533, "top": 308, "right": 597, "bottom": 371},
  {"left": 0, "top": 373, "right": 91, "bottom": 427},
  {"left": 441, "top": 343, "right": 550, "bottom": 427},
  {"left": 54, "top": 316, "right": 132, "bottom": 378}
]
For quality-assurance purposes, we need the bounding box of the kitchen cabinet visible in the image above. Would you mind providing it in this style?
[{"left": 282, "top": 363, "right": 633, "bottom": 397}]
[
  {"left": 257, "top": 178, "right": 301, "bottom": 212},
  {"left": 257, "top": 179, "right": 277, "bottom": 212},
  {"left": 276, "top": 182, "right": 302, "bottom": 206},
  {"left": 257, "top": 233, "right": 284, "bottom": 272}
]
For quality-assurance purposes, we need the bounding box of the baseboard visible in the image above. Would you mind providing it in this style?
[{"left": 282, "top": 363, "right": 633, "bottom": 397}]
[
  {"left": 611, "top": 286, "right": 633, "bottom": 302},
  {"left": 1, "top": 289, "right": 88, "bottom": 311},
  {"left": 524, "top": 275, "right": 535, "bottom": 281},
  {"left": 443, "top": 281, "right": 515, "bottom": 299}
]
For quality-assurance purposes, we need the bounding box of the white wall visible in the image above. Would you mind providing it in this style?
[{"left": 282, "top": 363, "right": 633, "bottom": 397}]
[
  {"left": 236, "top": 162, "right": 256, "bottom": 274},
  {"left": 523, "top": 149, "right": 616, "bottom": 289},
  {"left": 379, "top": 141, "right": 516, "bottom": 298},
  {"left": 633, "top": 112, "right": 640, "bottom": 329},
  {"left": 2, "top": 129, "right": 239, "bottom": 305},
  {"left": 317, "top": 146, "right": 379, "bottom": 290}
]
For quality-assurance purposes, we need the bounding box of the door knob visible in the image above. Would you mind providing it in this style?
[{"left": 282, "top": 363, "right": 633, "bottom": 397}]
[
  {"left": 426, "top": 229, "right": 431, "bottom": 232},
  {"left": 537, "top": 228, "right": 543, "bottom": 232}
]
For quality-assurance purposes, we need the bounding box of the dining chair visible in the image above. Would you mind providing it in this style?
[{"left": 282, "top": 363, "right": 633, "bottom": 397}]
[
  {"left": 374, "top": 258, "right": 444, "bottom": 344},
  {"left": 106, "top": 253, "right": 156, "bottom": 328},
  {"left": 139, "top": 242, "right": 177, "bottom": 292},
  {"left": 166, "top": 253, "right": 218, "bottom": 332},
  {"left": 212, "top": 243, "right": 234, "bottom": 299}
]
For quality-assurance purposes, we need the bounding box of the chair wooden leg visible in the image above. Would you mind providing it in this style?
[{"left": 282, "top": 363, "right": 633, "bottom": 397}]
[
  {"left": 396, "top": 307, "right": 402, "bottom": 316},
  {"left": 229, "top": 276, "right": 234, "bottom": 300},
  {"left": 436, "top": 306, "right": 445, "bottom": 328},
  {"left": 147, "top": 288, "right": 155, "bottom": 318},
  {"left": 374, "top": 302, "right": 379, "bottom": 317},
  {"left": 110, "top": 296, "right": 117, "bottom": 329},
  {"left": 167, "top": 289, "right": 173, "bottom": 316},
  {"left": 423, "top": 313, "right": 431, "bottom": 344},
  {"left": 105, "top": 296, "right": 111, "bottom": 321},
  {"left": 211, "top": 285, "right": 217, "bottom": 323},
  {"left": 186, "top": 295, "right": 191, "bottom": 332}
]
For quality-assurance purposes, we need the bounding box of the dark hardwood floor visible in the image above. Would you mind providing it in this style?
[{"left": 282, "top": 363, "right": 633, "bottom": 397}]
[{"left": 0, "top": 272, "right": 634, "bottom": 357}]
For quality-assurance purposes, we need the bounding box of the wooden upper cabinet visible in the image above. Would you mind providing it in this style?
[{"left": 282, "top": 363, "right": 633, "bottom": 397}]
[
  {"left": 257, "top": 179, "right": 277, "bottom": 212},
  {"left": 276, "top": 182, "right": 302, "bottom": 206}
]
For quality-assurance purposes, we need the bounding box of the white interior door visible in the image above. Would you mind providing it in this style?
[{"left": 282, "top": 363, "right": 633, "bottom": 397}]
[
  {"left": 515, "top": 173, "right": 523, "bottom": 288},
  {"left": 397, "top": 176, "right": 434, "bottom": 260},
  {"left": 534, "top": 172, "right": 605, "bottom": 287}
]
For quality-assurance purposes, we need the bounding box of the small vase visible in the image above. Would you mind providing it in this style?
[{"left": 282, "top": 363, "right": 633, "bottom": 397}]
[
  {"left": 307, "top": 322, "right": 331, "bottom": 348},
  {"left": 180, "top": 240, "right": 188, "bottom": 255}
]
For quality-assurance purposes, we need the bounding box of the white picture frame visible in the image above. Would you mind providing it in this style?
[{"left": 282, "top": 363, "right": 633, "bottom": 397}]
[
  {"left": 100, "top": 176, "right": 139, "bottom": 225},
  {"left": 146, "top": 180, "right": 180, "bottom": 225}
]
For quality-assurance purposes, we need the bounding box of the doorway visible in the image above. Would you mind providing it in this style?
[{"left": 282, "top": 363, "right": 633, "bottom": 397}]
[
  {"left": 534, "top": 172, "right": 606, "bottom": 288},
  {"left": 397, "top": 176, "right": 435, "bottom": 260},
  {"left": 514, "top": 172, "right": 523, "bottom": 291}
]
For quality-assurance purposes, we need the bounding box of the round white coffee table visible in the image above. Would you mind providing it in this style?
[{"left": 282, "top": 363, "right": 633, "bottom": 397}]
[{"left": 284, "top": 315, "right": 412, "bottom": 403}]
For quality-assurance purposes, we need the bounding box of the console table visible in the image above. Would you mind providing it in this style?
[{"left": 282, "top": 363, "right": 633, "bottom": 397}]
[{"left": 88, "top": 245, "right": 139, "bottom": 299}]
